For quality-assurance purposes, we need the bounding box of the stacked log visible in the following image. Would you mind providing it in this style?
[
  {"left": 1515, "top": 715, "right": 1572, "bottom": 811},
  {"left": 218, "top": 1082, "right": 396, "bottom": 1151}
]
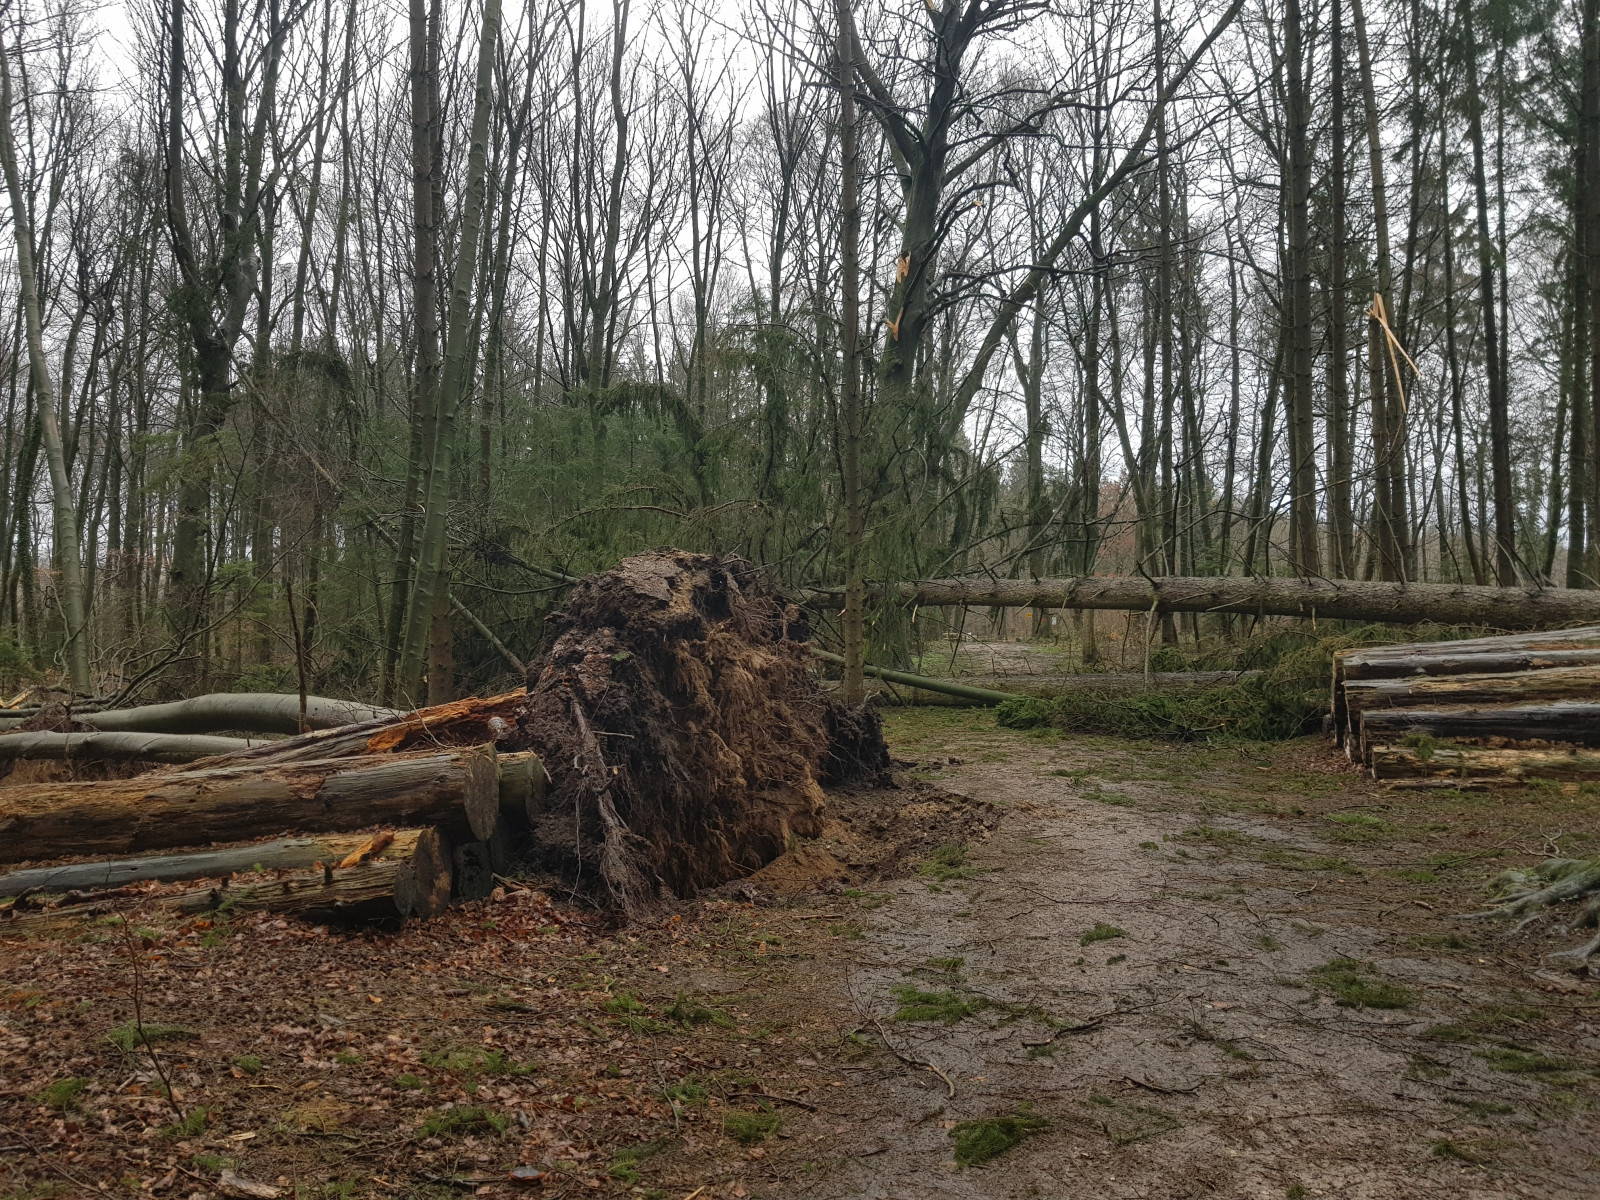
[
  {"left": 1, "top": 696, "right": 545, "bottom": 930},
  {"left": 1330, "top": 626, "right": 1600, "bottom": 784}
]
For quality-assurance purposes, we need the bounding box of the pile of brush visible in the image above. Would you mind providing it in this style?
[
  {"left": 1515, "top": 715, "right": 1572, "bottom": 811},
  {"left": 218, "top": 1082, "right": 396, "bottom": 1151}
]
[
  {"left": 0, "top": 552, "right": 885, "bottom": 929},
  {"left": 1332, "top": 625, "right": 1600, "bottom": 786}
]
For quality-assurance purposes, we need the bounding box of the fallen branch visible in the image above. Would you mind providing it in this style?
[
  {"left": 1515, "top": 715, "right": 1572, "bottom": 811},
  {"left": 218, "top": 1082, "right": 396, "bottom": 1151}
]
[{"left": 810, "top": 648, "right": 1024, "bottom": 705}]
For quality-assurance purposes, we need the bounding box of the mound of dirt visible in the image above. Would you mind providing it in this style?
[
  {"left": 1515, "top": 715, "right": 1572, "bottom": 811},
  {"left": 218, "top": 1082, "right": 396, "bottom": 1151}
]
[{"left": 519, "top": 550, "right": 887, "bottom": 913}]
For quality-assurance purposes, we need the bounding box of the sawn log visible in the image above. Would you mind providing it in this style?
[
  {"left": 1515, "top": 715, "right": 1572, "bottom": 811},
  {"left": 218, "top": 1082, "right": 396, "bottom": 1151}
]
[
  {"left": 0, "top": 745, "right": 499, "bottom": 864},
  {"left": 1356, "top": 703, "right": 1600, "bottom": 765},
  {"left": 1369, "top": 743, "right": 1600, "bottom": 784},
  {"left": 1340, "top": 666, "right": 1600, "bottom": 746}
]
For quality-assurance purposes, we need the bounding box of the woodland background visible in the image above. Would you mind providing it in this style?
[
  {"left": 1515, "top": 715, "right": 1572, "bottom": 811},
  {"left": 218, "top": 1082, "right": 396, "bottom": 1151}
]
[{"left": 0, "top": 0, "right": 1593, "bottom": 706}]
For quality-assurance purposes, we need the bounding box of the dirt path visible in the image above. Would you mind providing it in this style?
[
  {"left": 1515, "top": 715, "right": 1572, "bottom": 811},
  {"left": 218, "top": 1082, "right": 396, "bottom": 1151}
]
[
  {"left": 791, "top": 711, "right": 1600, "bottom": 1200},
  {"left": 4, "top": 711, "right": 1598, "bottom": 1200}
]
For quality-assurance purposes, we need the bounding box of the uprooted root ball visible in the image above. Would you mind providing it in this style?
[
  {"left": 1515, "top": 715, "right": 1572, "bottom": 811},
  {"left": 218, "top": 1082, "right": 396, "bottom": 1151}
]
[{"left": 519, "top": 550, "right": 885, "bottom": 913}]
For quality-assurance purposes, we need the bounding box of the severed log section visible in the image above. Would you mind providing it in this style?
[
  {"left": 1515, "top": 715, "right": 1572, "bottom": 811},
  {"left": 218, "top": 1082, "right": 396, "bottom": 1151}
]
[
  {"left": 805, "top": 576, "right": 1600, "bottom": 629},
  {"left": 1, "top": 828, "right": 453, "bottom": 931},
  {"left": 1370, "top": 743, "right": 1600, "bottom": 784},
  {"left": 1340, "top": 665, "right": 1600, "bottom": 747},
  {"left": 1356, "top": 703, "right": 1600, "bottom": 766},
  {"left": 0, "top": 745, "right": 499, "bottom": 864},
  {"left": 0, "top": 730, "right": 255, "bottom": 763}
]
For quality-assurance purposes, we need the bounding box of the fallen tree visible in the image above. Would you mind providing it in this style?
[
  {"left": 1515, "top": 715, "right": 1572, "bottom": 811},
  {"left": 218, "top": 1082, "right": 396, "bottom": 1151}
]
[
  {"left": 1466, "top": 858, "right": 1600, "bottom": 959},
  {"left": 0, "top": 730, "right": 255, "bottom": 763},
  {"left": 804, "top": 575, "right": 1600, "bottom": 629},
  {"left": 3, "top": 828, "right": 453, "bottom": 929},
  {"left": 81, "top": 692, "right": 400, "bottom": 735},
  {"left": 0, "top": 746, "right": 500, "bottom": 863},
  {"left": 0, "top": 830, "right": 439, "bottom": 895}
]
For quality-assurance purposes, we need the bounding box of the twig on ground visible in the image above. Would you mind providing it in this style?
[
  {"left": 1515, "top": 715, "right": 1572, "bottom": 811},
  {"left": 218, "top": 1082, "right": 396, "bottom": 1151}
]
[
  {"left": 870, "top": 1015, "right": 956, "bottom": 1098},
  {"left": 117, "top": 915, "right": 185, "bottom": 1123},
  {"left": 0, "top": 1123, "right": 117, "bottom": 1195}
]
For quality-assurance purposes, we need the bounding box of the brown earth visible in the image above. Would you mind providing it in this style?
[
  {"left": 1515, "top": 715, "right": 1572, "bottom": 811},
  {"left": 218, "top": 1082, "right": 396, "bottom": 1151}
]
[{"left": 4, "top": 710, "right": 1600, "bottom": 1199}]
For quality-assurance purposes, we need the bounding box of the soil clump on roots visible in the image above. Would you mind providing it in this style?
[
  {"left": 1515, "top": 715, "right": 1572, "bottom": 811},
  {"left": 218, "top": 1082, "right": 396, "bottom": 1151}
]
[{"left": 519, "top": 550, "right": 886, "bottom": 913}]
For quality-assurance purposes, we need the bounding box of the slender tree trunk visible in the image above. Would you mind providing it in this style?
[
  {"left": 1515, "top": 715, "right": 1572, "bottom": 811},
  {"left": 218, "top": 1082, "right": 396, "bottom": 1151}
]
[
  {"left": 1352, "top": 0, "right": 1407, "bottom": 579},
  {"left": 0, "top": 35, "right": 89, "bottom": 696},
  {"left": 837, "top": 0, "right": 865, "bottom": 704},
  {"left": 1328, "top": 0, "right": 1353, "bottom": 576},
  {"left": 397, "top": 0, "right": 503, "bottom": 702},
  {"left": 1285, "top": 0, "right": 1320, "bottom": 576},
  {"left": 1459, "top": 0, "right": 1515, "bottom": 583}
]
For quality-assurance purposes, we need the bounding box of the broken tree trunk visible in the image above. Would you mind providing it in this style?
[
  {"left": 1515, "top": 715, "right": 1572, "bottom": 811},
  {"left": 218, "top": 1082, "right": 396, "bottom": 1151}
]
[
  {"left": 2, "top": 828, "right": 454, "bottom": 930},
  {"left": 1341, "top": 665, "right": 1600, "bottom": 745},
  {"left": 0, "top": 830, "right": 441, "bottom": 896},
  {"left": 810, "top": 649, "right": 1025, "bottom": 705},
  {"left": 0, "top": 745, "right": 499, "bottom": 864},
  {"left": 174, "top": 691, "right": 528, "bottom": 771},
  {"left": 1357, "top": 703, "right": 1600, "bottom": 765},
  {"left": 805, "top": 576, "right": 1600, "bottom": 629},
  {"left": 0, "top": 731, "right": 256, "bottom": 763},
  {"left": 1370, "top": 743, "right": 1600, "bottom": 783}
]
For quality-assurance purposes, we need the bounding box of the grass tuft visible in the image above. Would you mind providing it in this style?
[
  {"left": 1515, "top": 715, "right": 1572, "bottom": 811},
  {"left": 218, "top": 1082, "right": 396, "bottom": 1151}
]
[
  {"left": 31, "top": 1078, "right": 86, "bottom": 1110},
  {"left": 418, "top": 1105, "right": 508, "bottom": 1138},
  {"left": 1307, "top": 958, "right": 1415, "bottom": 1009},
  {"left": 1080, "top": 922, "right": 1126, "bottom": 946},
  {"left": 105, "top": 1022, "right": 197, "bottom": 1052},
  {"left": 949, "top": 1105, "right": 1048, "bottom": 1166},
  {"left": 889, "top": 986, "right": 986, "bottom": 1024},
  {"left": 723, "top": 1110, "right": 780, "bottom": 1144}
]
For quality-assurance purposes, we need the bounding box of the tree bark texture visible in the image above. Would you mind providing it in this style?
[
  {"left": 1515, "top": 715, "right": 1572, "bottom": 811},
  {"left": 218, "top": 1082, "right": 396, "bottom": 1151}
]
[
  {"left": 0, "top": 731, "right": 254, "bottom": 763},
  {"left": 0, "top": 745, "right": 499, "bottom": 864},
  {"left": 1356, "top": 703, "right": 1600, "bottom": 765},
  {"left": 2, "top": 827, "right": 454, "bottom": 929}
]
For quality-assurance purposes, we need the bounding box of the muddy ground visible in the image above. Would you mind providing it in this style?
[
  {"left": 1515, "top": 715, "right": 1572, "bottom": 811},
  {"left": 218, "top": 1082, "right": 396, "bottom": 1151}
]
[{"left": 4, "top": 709, "right": 1599, "bottom": 1199}]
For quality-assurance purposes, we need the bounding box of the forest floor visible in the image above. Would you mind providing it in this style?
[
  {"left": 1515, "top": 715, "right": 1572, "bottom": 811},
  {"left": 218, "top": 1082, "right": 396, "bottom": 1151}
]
[{"left": 5, "top": 708, "right": 1600, "bottom": 1200}]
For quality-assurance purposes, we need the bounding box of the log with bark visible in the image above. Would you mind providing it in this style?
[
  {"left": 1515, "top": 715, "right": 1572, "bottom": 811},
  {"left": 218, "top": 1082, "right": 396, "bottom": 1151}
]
[
  {"left": 0, "top": 730, "right": 256, "bottom": 763},
  {"left": 1369, "top": 743, "right": 1600, "bottom": 783},
  {"left": 0, "top": 830, "right": 440, "bottom": 896},
  {"left": 1, "top": 828, "right": 454, "bottom": 931},
  {"left": 805, "top": 576, "right": 1600, "bottom": 629},
  {"left": 0, "top": 692, "right": 403, "bottom": 736},
  {"left": 1355, "top": 703, "right": 1600, "bottom": 765},
  {"left": 0, "top": 745, "right": 500, "bottom": 864},
  {"left": 1340, "top": 665, "right": 1600, "bottom": 746}
]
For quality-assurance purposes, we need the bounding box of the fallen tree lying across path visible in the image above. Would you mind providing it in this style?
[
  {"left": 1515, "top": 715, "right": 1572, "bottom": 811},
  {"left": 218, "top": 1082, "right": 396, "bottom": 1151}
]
[{"left": 805, "top": 576, "right": 1600, "bottom": 630}]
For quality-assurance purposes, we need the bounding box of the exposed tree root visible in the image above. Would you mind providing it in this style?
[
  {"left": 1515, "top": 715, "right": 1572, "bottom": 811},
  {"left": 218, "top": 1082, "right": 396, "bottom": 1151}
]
[{"left": 1465, "top": 857, "right": 1600, "bottom": 958}]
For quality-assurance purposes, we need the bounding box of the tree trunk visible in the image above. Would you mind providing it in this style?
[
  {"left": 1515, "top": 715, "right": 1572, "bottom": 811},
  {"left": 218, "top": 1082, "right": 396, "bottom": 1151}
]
[
  {"left": 0, "top": 36, "right": 90, "bottom": 697},
  {"left": 398, "top": 0, "right": 502, "bottom": 702},
  {"left": 1370, "top": 743, "right": 1600, "bottom": 784},
  {"left": 1460, "top": 0, "right": 1516, "bottom": 584},
  {"left": 0, "top": 731, "right": 253, "bottom": 763},
  {"left": 1328, "top": 0, "right": 1353, "bottom": 576},
  {"left": 1284, "top": 0, "right": 1321, "bottom": 576},
  {"left": 807, "top": 576, "right": 1600, "bottom": 629},
  {"left": 0, "top": 828, "right": 440, "bottom": 896},
  {"left": 837, "top": 0, "right": 865, "bottom": 705},
  {"left": 4, "top": 828, "right": 455, "bottom": 928},
  {"left": 1357, "top": 703, "right": 1600, "bottom": 765},
  {"left": 73, "top": 693, "right": 400, "bottom": 736},
  {"left": 0, "top": 746, "right": 500, "bottom": 864}
]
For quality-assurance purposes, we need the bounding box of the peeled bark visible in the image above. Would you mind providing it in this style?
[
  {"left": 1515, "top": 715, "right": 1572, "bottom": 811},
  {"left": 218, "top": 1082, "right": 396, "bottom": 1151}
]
[
  {"left": 1370, "top": 743, "right": 1600, "bottom": 783},
  {"left": 0, "top": 731, "right": 254, "bottom": 763},
  {"left": 806, "top": 576, "right": 1600, "bottom": 629},
  {"left": 2, "top": 828, "right": 453, "bottom": 929},
  {"left": 0, "top": 745, "right": 499, "bottom": 864},
  {"left": 0, "top": 829, "right": 436, "bottom": 896}
]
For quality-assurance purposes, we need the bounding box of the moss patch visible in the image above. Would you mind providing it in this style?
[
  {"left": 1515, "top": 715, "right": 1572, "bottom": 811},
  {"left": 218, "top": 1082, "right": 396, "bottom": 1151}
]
[
  {"left": 723, "top": 1110, "right": 780, "bottom": 1144},
  {"left": 1080, "top": 923, "right": 1126, "bottom": 946},
  {"left": 418, "top": 1105, "right": 508, "bottom": 1138}
]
